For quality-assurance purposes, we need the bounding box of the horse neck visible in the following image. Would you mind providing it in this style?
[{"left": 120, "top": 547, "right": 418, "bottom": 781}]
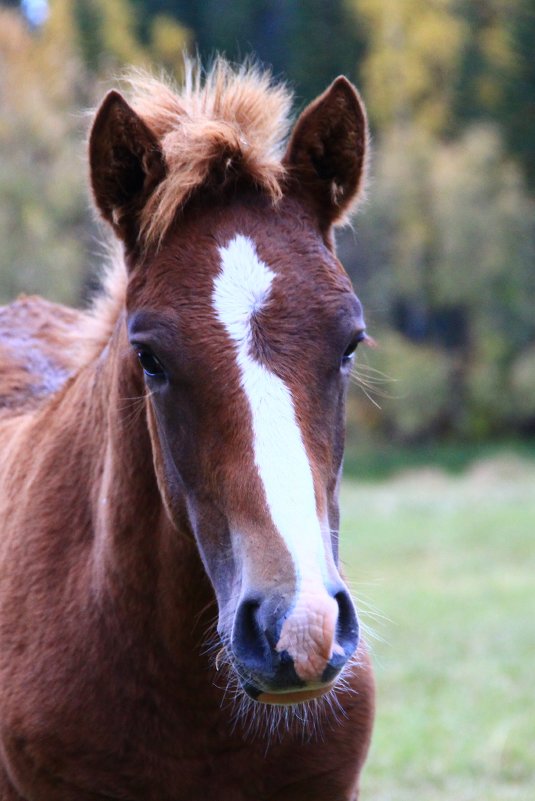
[{"left": 86, "top": 314, "right": 214, "bottom": 644}]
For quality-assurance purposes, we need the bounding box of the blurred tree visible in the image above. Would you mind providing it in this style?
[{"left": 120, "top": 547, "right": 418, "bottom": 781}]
[
  {"left": 131, "top": 0, "right": 365, "bottom": 103},
  {"left": 452, "top": 0, "right": 535, "bottom": 191},
  {"left": 68, "top": 0, "right": 190, "bottom": 78},
  {"left": 340, "top": 0, "right": 535, "bottom": 439},
  {"left": 0, "top": 7, "right": 90, "bottom": 304},
  {"left": 72, "top": 0, "right": 145, "bottom": 72},
  {"left": 500, "top": 1, "right": 535, "bottom": 190},
  {"left": 453, "top": 0, "right": 516, "bottom": 127},
  {"left": 14, "top": 0, "right": 191, "bottom": 79},
  {"left": 283, "top": 0, "right": 366, "bottom": 103},
  {"left": 353, "top": 0, "right": 467, "bottom": 136},
  {"left": 348, "top": 122, "right": 535, "bottom": 439},
  {"left": 1, "top": 0, "right": 533, "bottom": 443},
  {"left": 149, "top": 14, "right": 190, "bottom": 77}
]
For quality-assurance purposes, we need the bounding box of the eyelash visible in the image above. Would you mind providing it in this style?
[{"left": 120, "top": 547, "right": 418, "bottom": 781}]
[{"left": 341, "top": 333, "right": 366, "bottom": 365}]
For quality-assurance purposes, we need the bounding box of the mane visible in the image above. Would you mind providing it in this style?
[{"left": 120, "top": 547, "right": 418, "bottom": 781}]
[
  {"left": 79, "top": 58, "right": 294, "bottom": 365},
  {"left": 128, "top": 57, "right": 293, "bottom": 247}
]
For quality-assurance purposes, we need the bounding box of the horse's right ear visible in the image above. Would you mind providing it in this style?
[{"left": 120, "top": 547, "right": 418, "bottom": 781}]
[{"left": 89, "top": 90, "right": 166, "bottom": 247}]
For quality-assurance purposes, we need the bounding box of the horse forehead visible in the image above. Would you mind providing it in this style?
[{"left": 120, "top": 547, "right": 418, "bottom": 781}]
[
  {"left": 139, "top": 205, "right": 358, "bottom": 332},
  {"left": 212, "top": 232, "right": 350, "bottom": 315},
  {"left": 200, "top": 228, "right": 351, "bottom": 312}
]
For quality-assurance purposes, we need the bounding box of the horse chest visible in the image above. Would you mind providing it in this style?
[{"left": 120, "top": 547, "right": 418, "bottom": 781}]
[{"left": 0, "top": 691, "right": 362, "bottom": 801}]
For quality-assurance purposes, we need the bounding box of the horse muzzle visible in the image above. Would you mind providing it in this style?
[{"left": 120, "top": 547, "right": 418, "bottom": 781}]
[{"left": 229, "top": 585, "right": 359, "bottom": 705}]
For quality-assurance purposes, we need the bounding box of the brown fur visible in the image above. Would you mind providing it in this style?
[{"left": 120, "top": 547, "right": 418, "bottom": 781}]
[{"left": 0, "top": 60, "right": 374, "bottom": 800}]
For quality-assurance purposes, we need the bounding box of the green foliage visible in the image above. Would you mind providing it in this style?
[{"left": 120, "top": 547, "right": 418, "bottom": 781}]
[
  {"left": 454, "top": 0, "right": 516, "bottom": 118},
  {"left": 503, "top": 1, "right": 535, "bottom": 190},
  {"left": 149, "top": 14, "right": 190, "bottom": 77},
  {"left": 355, "top": 332, "right": 455, "bottom": 442},
  {"left": 345, "top": 118, "right": 535, "bottom": 441},
  {"left": 135, "top": 0, "right": 364, "bottom": 103},
  {"left": 0, "top": 0, "right": 534, "bottom": 446},
  {"left": 453, "top": 0, "right": 535, "bottom": 191},
  {"left": 51, "top": 0, "right": 190, "bottom": 77},
  {"left": 72, "top": 0, "right": 145, "bottom": 72},
  {"left": 0, "top": 8, "right": 89, "bottom": 304},
  {"left": 354, "top": 0, "right": 467, "bottom": 135},
  {"left": 509, "top": 344, "right": 535, "bottom": 426},
  {"left": 347, "top": 2, "right": 535, "bottom": 448}
]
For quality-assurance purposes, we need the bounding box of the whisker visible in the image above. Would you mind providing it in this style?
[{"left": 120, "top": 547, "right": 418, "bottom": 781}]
[
  {"left": 350, "top": 353, "right": 401, "bottom": 406},
  {"left": 199, "top": 625, "right": 370, "bottom": 749},
  {"left": 115, "top": 390, "right": 152, "bottom": 431},
  {"left": 349, "top": 377, "right": 383, "bottom": 409},
  {"left": 353, "top": 362, "right": 394, "bottom": 381}
]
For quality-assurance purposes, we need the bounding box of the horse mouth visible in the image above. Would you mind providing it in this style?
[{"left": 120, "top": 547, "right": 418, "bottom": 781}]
[{"left": 241, "top": 681, "right": 335, "bottom": 706}]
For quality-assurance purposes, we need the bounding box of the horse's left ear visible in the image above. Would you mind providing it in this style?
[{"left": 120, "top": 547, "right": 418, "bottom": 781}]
[
  {"left": 284, "top": 77, "right": 368, "bottom": 231},
  {"left": 89, "top": 90, "right": 166, "bottom": 248}
]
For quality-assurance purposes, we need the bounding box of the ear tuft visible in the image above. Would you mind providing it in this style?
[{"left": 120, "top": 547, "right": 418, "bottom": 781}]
[
  {"left": 284, "top": 76, "right": 368, "bottom": 230},
  {"left": 89, "top": 90, "right": 166, "bottom": 247}
]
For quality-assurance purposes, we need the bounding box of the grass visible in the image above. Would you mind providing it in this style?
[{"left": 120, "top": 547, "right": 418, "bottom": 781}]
[{"left": 340, "top": 453, "right": 535, "bottom": 801}]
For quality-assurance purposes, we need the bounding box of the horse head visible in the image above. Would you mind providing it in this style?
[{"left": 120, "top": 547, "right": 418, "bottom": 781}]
[{"left": 88, "top": 62, "right": 368, "bottom": 706}]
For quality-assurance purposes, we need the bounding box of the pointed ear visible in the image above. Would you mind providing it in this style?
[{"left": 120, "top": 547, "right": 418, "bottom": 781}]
[
  {"left": 89, "top": 90, "right": 166, "bottom": 247},
  {"left": 284, "top": 77, "right": 368, "bottom": 230}
]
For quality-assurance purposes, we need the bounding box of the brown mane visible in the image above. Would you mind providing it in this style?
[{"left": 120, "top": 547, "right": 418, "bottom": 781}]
[{"left": 127, "top": 58, "right": 293, "bottom": 247}]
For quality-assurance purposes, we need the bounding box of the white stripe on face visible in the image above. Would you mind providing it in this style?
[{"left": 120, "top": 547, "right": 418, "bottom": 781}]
[{"left": 212, "top": 234, "right": 328, "bottom": 587}]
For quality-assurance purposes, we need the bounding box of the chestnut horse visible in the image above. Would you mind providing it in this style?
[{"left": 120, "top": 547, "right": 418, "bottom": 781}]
[{"left": 0, "top": 61, "right": 374, "bottom": 800}]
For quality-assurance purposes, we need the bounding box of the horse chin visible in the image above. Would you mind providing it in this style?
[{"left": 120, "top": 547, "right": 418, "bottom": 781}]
[{"left": 242, "top": 682, "right": 335, "bottom": 706}]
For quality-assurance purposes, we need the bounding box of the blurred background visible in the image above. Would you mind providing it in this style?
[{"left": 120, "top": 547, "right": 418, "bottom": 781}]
[
  {"left": 1, "top": 2, "right": 534, "bottom": 799},
  {"left": 1, "top": 0, "right": 534, "bottom": 466}
]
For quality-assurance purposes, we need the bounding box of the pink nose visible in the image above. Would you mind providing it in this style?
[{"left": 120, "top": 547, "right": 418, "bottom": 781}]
[
  {"left": 275, "top": 592, "right": 343, "bottom": 682},
  {"left": 230, "top": 587, "right": 359, "bottom": 700}
]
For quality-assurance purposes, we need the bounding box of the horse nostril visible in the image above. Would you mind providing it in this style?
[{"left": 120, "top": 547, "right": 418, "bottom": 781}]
[
  {"left": 232, "top": 596, "right": 305, "bottom": 691},
  {"left": 232, "top": 597, "right": 271, "bottom": 673},
  {"left": 319, "top": 589, "right": 359, "bottom": 685},
  {"left": 335, "top": 589, "right": 360, "bottom": 657}
]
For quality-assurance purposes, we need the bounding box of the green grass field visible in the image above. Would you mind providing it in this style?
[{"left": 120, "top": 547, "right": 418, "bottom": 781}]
[{"left": 340, "top": 454, "right": 535, "bottom": 801}]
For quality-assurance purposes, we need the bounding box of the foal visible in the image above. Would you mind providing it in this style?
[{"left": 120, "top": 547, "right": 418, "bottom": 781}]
[{"left": 0, "top": 60, "right": 374, "bottom": 800}]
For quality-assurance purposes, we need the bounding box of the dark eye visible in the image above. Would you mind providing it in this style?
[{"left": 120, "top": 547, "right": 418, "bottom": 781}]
[
  {"left": 136, "top": 348, "right": 166, "bottom": 379},
  {"left": 341, "top": 332, "right": 366, "bottom": 366}
]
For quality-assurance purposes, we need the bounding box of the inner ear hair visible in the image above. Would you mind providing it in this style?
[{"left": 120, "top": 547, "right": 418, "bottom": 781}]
[
  {"left": 284, "top": 76, "right": 368, "bottom": 231},
  {"left": 89, "top": 90, "right": 166, "bottom": 246}
]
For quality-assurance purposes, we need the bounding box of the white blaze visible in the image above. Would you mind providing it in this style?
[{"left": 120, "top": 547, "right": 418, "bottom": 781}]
[{"left": 213, "top": 234, "right": 328, "bottom": 586}]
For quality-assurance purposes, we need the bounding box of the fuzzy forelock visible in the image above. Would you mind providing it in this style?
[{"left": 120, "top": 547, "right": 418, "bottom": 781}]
[{"left": 123, "top": 57, "right": 293, "bottom": 248}]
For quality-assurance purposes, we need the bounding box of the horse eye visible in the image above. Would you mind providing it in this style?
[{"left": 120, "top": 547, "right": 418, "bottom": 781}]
[
  {"left": 341, "top": 333, "right": 365, "bottom": 365},
  {"left": 136, "top": 348, "right": 165, "bottom": 378}
]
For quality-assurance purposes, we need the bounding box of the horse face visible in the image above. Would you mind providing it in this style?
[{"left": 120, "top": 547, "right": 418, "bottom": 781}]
[
  {"left": 91, "top": 71, "right": 369, "bottom": 704},
  {"left": 126, "top": 195, "right": 366, "bottom": 703}
]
